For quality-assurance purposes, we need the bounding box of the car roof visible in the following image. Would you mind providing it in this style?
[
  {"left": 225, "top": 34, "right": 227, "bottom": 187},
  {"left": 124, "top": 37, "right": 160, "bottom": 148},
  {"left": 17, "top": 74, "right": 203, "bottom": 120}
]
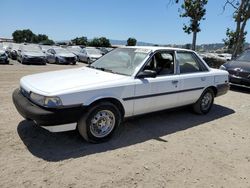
[{"left": 121, "top": 46, "right": 194, "bottom": 52}]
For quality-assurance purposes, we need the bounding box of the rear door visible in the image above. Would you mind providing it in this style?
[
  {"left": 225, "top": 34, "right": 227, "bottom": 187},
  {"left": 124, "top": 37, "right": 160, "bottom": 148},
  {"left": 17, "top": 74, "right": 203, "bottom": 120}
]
[{"left": 176, "top": 51, "right": 213, "bottom": 105}]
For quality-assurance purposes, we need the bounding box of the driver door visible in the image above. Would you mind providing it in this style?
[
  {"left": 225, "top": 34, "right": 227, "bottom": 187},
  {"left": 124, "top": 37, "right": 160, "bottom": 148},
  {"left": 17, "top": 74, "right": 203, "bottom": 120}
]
[{"left": 133, "top": 51, "right": 181, "bottom": 115}]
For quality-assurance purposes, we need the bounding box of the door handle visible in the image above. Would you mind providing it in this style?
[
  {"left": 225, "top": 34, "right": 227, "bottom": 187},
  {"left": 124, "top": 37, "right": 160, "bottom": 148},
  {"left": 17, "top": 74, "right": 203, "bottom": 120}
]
[
  {"left": 172, "top": 80, "right": 179, "bottom": 84},
  {"left": 201, "top": 77, "right": 206, "bottom": 81}
]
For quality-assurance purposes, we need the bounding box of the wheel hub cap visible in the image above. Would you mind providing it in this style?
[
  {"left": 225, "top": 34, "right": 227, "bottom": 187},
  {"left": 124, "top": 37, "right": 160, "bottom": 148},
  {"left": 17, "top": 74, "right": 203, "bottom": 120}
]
[{"left": 90, "top": 110, "right": 115, "bottom": 138}]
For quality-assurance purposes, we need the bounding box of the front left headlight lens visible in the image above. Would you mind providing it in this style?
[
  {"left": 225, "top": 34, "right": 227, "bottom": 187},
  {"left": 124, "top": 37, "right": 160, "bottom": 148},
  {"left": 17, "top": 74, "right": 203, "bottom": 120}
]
[
  {"left": 44, "top": 97, "right": 62, "bottom": 108},
  {"left": 30, "top": 92, "right": 62, "bottom": 108}
]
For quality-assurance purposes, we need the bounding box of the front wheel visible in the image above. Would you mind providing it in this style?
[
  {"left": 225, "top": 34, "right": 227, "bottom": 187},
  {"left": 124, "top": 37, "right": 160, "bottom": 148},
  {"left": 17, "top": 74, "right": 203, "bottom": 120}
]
[
  {"left": 78, "top": 102, "right": 122, "bottom": 143},
  {"left": 193, "top": 88, "right": 214, "bottom": 114}
]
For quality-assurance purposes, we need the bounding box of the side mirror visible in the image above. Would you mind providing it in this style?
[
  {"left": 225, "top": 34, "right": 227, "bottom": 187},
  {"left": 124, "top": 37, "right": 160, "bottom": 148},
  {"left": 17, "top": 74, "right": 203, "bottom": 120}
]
[{"left": 137, "top": 70, "right": 157, "bottom": 79}]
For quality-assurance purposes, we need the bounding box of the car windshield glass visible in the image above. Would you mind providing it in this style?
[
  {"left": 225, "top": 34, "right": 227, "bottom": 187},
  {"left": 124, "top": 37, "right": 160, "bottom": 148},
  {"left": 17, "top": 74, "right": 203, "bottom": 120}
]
[
  {"left": 236, "top": 51, "right": 250, "bottom": 62},
  {"left": 54, "top": 48, "right": 69, "bottom": 53},
  {"left": 86, "top": 48, "right": 102, "bottom": 55},
  {"left": 90, "top": 48, "right": 151, "bottom": 76},
  {"left": 22, "top": 45, "right": 41, "bottom": 52}
]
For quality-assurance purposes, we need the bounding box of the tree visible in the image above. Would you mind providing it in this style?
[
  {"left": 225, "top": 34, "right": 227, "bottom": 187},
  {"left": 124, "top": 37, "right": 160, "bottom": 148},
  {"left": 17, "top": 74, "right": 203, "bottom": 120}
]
[
  {"left": 127, "top": 38, "right": 137, "bottom": 46},
  {"left": 223, "top": 0, "right": 250, "bottom": 58},
  {"left": 12, "top": 29, "right": 53, "bottom": 44},
  {"left": 12, "top": 29, "right": 36, "bottom": 43},
  {"left": 88, "top": 37, "right": 111, "bottom": 47},
  {"left": 71, "top": 36, "right": 88, "bottom": 46},
  {"left": 177, "top": 0, "right": 208, "bottom": 50},
  {"left": 98, "top": 37, "right": 111, "bottom": 47},
  {"left": 40, "top": 39, "right": 55, "bottom": 45}
]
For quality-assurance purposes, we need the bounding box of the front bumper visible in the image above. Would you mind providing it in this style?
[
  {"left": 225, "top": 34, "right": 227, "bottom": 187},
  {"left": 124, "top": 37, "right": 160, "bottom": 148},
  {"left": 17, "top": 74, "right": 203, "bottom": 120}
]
[
  {"left": 216, "top": 83, "right": 230, "bottom": 97},
  {"left": 0, "top": 56, "right": 9, "bottom": 64},
  {"left": 22, "top": 57, "right": 46, "bottom": 64},
  {"left": 12, "top": 89, "right": 85, "bottom": 126},
  {"left": 229, "top": 75, "right": 250, "bottom": 87}
]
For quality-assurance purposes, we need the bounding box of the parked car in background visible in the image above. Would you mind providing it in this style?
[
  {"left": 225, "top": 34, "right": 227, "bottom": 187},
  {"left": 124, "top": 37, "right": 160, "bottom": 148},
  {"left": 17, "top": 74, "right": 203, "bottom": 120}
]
[
  {"left": 67, "top": 46, "right": 86, "bottom": 62},
  {"left": 217, "top": 53, "right": 232, "bottom": 61},
  {"left": 17, "top": 44, "right": 47, "bottom": 65},
  {"left": 0, "top": 48, "right": 9, "bottom": 64},
  {"left": 220, "top": 49, "right": 250, "bottom": 87},
  {"left": 13, "top": 46, "right": 229, "bottom": 143},
  {"left": 81, "top": 47, "right": 103, "bottom": 64},
  {"left": 39, "top": 45, "right": 53, "bottom": 53},
  {"left": 6, "top": 43, "right": 21, "bottom": 60},
  {"left": 0, "top": 42, "right": 11, "bottom": 51},
  {"left": 46, "top": 47, "right": 77, "bottom": 65}
]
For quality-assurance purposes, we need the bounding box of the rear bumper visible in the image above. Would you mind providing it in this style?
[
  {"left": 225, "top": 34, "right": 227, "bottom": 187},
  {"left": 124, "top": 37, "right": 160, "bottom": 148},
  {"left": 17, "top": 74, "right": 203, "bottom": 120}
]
[
  {"left": 12, "top": 89, "right": 85, "bottom": 126},
  {"left": 216, "top": 83, "right": 230, "bottom": 97}
]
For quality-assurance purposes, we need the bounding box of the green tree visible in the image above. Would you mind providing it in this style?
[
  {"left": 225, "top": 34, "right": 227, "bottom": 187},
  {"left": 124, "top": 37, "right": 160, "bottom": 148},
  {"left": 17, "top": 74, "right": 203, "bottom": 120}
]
[
  {"left": 88, "top": 37, "right": 111, "bottom": 47},
  {"left": 12, "top": 29, "right": 36, "bottom": 43},
  {"left": 127, "top": 38, "right": 137, "bottom": 46},
  {"left": 40, "top": 39, "right": 55, "bottom": 45},
  {"left": 71, "top": 36, "right": 88, "bottom": 46},
  {"left": 223, "top": 0, "right": 250, "bottom": 58},
  {"left": 12, "top": 29, "right": 53, "bottom": 44},
  {"left": 177, "top": 0, "right": 208, "bottom": 50},
  {"left": 99, "top": 37, "right": 111, "bottom": 47}
]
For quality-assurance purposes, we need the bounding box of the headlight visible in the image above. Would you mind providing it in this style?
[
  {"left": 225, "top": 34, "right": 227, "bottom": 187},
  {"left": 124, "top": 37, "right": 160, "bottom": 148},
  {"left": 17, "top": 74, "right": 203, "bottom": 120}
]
[
  {"left": 30, "top": 92, "right": 45, "bottom": 106},
  {"left": 44, "top": 97, "right": 62, "bottom": 107},
  {"left": 219, "top": 65, "right": 226, "bottom": 70},
  {"left": 30, "top": 92, "right": 62, "bottom": 108}
]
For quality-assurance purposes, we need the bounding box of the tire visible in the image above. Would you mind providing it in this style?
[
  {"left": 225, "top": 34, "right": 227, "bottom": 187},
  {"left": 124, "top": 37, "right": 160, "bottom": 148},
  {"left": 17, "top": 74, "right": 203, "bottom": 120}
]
[
  {"left": 55, "top": 57, "right": 59, "bottom": 64},
  {"left": 78, "top": 102, "right": 122, "bottom": 143},
  {"left": 87, "top": 58, "right": 91, "bottom": 65},
  {"left": 192, "top": 88, "right": 214, "bottom": 114}
]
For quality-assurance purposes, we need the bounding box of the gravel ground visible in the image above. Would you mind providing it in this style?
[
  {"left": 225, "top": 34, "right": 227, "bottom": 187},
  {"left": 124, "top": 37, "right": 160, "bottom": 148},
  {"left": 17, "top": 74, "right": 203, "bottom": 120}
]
[{"left": 0, "top": 60, "right": 250, "bottom": 188}]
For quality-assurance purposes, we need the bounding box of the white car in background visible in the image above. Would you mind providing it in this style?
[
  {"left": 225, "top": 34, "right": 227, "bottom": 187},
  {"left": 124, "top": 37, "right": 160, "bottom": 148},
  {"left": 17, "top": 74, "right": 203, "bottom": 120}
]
[
  {"left": 81, "top": 47, "right": 103, "bottom": 64},
  {"left": 67, "top": 46, "right": 86, "bottom": 62},
  {"left": 46, "top": 47, "right": 77, "bottom": 65},
  {"left": 13, "top": 46, "right": 229, "bottom": 143}
]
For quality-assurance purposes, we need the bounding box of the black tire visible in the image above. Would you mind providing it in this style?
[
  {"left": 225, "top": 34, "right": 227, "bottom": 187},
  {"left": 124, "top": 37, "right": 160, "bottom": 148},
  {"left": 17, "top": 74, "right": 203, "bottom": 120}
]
[
  {"left": 192, "top": 88, "right": 214, "bottom": 114},
  {"left": 55, "top": 57, "right": 59, "bottom": 64},
  {"left": 87, "top": 58, "right": 91, "bottom": 65},
  {"left": 78, "top": 102, "right": 122, "bottom": 143}
]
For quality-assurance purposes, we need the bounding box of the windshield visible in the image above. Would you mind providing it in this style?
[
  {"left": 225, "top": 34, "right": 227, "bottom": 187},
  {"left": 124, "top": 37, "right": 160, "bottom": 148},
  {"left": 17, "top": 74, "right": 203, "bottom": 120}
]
[
  {"left": 90, "top": 48, "right": 151, "bottom": 76},
  {"left": 236, "top": 50, "right": 250, "bottom": 62},
  {"left": 54, "top": 48, "right": 70, "bottom": 53},
  {"left": 86, "top": 48, "right": 102, "bottom": 55},
  {"left": 22, "top": 45, "right": 41, "bottom": 52}
]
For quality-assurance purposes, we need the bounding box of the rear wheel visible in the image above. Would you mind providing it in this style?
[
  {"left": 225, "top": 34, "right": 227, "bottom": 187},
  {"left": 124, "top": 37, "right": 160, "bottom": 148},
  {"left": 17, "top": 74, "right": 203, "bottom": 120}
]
[
  {"left": 193, "top": 88, "right": 214, "bottom": 114},
  {"left": 78, "top": 102, "right": 122, "bottom": 143}
]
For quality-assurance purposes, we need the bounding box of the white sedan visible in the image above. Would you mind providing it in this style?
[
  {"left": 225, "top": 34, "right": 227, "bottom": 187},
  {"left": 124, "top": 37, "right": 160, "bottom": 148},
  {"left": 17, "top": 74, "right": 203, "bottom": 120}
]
[{"left": 13, "top": 46, "right": 229, "bottom": 143}]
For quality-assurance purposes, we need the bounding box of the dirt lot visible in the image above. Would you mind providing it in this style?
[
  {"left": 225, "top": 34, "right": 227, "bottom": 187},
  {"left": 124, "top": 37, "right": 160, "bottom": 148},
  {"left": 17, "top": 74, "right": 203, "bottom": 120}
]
[{"left": 0, "top": 60, "right": 250, "bottom": 188}]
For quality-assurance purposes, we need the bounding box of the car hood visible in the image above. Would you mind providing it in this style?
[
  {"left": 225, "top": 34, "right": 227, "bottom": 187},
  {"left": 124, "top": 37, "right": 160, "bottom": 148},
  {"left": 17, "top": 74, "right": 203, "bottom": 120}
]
[
  {"left": 20, "top": 67, "right": 127, "bottom": 95},
  {"left": 22, "top": 51, "right": 45, "bottom": 57},
  {"left": 225, "top": 60, "right": 250, "bottom": 71},
  {"left": 56, "top": 52, "right": 76, "bottom": 57},
  {"left": 89, "top": 54, "right": 102, "bottom": 59}
]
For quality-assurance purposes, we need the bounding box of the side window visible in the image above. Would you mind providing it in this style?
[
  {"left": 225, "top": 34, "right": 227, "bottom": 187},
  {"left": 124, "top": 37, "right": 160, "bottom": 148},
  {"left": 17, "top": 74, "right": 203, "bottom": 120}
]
[
  {"left": 177, "top": 52, "right": 205, "bottom": 74},
  {"left": 143, "top": 51, "right": 174, "bottom": 76}
]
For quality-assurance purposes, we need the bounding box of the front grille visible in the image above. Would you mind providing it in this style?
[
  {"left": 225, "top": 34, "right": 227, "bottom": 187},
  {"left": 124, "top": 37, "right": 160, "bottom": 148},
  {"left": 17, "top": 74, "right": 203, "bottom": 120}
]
[
  {"left": 28, "top": 57, "right": 45, "bottom": 63},
  {"left": 65, "top": 57, "right": 75, "bottom": 61}
]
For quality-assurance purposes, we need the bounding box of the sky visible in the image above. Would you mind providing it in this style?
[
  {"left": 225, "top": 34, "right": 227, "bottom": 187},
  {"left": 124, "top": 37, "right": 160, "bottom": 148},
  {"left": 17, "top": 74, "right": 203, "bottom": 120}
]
[{"left": 0, "top": 0, "right": 249, "bottom": 45}]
